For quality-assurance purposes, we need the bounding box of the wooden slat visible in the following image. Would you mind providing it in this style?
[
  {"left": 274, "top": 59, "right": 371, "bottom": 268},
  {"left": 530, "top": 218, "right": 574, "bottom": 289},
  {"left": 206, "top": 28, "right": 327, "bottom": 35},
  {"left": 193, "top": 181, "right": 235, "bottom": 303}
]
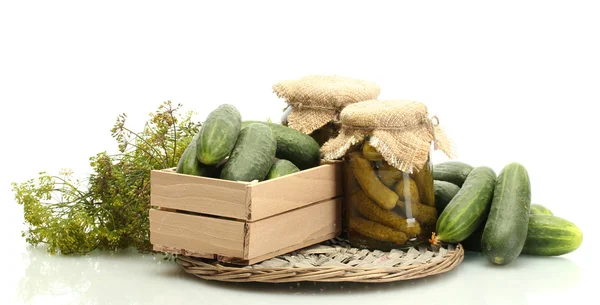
[
  {"left": 150, "top": 169, "right": 249, "bottom": 219},
  {"left": 149, "top": 209, "right": 245, "bottom": 258},
  {"left": 248, "top": 162, "right": 343, "bottom": 221},
  {"left": 246, "top": 197, "right": 342, "bottom": 260}
]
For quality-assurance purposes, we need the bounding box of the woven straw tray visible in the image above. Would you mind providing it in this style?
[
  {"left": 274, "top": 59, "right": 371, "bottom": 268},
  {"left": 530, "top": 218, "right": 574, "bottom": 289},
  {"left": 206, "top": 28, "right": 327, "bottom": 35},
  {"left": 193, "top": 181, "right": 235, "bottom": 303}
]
[{"left": 176, "top": 238, "right": 464, "bottom": 283}]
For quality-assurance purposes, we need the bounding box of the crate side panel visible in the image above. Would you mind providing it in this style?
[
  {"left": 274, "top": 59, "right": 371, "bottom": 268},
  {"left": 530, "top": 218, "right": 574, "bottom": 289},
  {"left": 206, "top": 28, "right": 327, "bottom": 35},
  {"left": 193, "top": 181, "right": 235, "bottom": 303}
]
[
  {"left": 246, "top": 197, "right": 342, "bottom": 260},
  {"left": 151, "top": 170, "right": 248, "bottom": 219},
  {"left": 248, "top": 162, "right": 343, "bottom": 220},
  {"left": 149, "top": 209, "right": 245, "bottom": 257}
]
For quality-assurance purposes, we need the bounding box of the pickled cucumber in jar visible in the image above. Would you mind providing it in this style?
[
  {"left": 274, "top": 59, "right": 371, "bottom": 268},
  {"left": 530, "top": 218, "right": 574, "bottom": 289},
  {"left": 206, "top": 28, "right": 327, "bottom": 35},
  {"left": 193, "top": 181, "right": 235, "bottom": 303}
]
[
  {"left": 362, "top": 143, "right": 383, "bottom": 161},
  {"left": 378, "top": 163, "right": 402, "bottom": 188},
  {"left": 410, "top": 159, "right": 435, "bottom": 206},
  {"left": 394, "top": 175, "right": 420, "bottom": 203},
  {"left": 343, "top": 142, "right": 437, "bottom": 250},
  {"left": 351, "top": 187, "right": 421, "bottom": 238}
]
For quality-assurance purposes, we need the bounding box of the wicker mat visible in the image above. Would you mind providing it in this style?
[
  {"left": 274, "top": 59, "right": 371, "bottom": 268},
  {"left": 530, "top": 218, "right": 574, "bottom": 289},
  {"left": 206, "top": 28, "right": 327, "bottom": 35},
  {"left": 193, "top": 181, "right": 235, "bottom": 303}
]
[{"left": 176, "top": 238, "right": 464, "bottom": 283}]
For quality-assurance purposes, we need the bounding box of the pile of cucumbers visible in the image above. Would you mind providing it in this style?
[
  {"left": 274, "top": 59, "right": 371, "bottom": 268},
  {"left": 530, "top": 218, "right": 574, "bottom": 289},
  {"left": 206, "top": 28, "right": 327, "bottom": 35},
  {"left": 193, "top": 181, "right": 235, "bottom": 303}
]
[
  {"left": 176, "top": 104, "right": 321, "bottom": 182},
  {"left": 433, "top": 161, "right": 583, "bottom": 265}
]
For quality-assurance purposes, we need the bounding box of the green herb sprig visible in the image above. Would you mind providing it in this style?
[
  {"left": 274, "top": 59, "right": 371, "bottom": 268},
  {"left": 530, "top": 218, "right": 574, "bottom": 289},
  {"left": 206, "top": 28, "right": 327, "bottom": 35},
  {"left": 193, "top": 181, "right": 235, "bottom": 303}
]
[{"left": 12, "top": 101, "right": 200, "bottom": 255}]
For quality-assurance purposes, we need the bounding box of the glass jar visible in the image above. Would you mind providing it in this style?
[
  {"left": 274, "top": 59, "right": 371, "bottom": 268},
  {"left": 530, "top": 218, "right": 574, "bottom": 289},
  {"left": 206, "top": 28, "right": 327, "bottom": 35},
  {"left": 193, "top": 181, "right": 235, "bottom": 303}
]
[{"left": 343, "top": 140, "right": 437, "bottom": 251}]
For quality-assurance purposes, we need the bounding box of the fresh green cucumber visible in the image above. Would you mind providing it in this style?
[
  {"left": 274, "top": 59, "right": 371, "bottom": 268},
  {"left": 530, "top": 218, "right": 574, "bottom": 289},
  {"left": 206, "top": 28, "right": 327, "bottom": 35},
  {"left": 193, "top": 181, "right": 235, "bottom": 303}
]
[
  {"left": 242, "top": 121, "right": 320, "bottom": 170},
  {"left": 522, "top": 215, "right": 583, "bottom": 256},
  {"left": 433, "top": 180, "right": 461, "bottom": 214},
  {"left": 530, "top": 204, "right": 553, "bottom": 215},
  {"left": 220, "top": 123, "right": 276, "bottom": 182},
  {"left": 463, "top": 214, "right": 583, "bottom": 255},
  {"left": 196, "top": 104, "right": 242, "bottom": 165},
  {"left": 177, "top": 133, "right": 202, "bottom": 175},
  {"left": 267, "top": 159, "right": 300, "bottom": 179},
  {"left": 482, "top": 162, "right": 531, "bottom": 265},
  {"left": 176, "top": 133, "right": 218, "bottom": 177},
  {"left": 435, "top": 166, "right": 496, "bottom": 243},
  {"left": 433, "top": 161, "right": 474, "bottom": 187}
]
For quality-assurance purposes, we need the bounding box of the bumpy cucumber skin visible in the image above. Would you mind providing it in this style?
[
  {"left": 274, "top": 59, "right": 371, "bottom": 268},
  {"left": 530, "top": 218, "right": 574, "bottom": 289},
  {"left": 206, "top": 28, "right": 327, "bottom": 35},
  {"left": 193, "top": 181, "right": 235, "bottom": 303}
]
[
  {"left": 242, "top": 121, "right": 320, "bottom": 170},
  {"left": 522, "top": 215, "right": 583, "bottom": 256},
  {"left": 433, "top": 161, "right": 474, "bottom": 187},
  {"left": 433, "top": 180, "right": 461, "bottom": 214},
  {"left": 435, "top": 166, "right": 497, "bottom": 243},
  {"left": 220, "top": 123, "right": 276, "bottom": 182},
  {"left": 267, "top": 159, "right": 300, "bottom": 180},
  {"left": 529, "top": 204, "right": 553, "bottom": 216},
  {"left": 197, "top": 104, "right": 242, "bottom": 165},
  {"left": 482, "top": 162, "right": 531, "bottom": 266}
]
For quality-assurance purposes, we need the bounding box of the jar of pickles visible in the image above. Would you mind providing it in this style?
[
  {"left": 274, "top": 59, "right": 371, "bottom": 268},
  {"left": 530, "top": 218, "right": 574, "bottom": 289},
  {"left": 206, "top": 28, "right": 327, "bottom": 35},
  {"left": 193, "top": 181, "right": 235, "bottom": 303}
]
[
  {"left": 272, "top": 75, "right": 381, "bottom": 146},
  {"left": 321, "top": 100, "right": 453, "bottom": 250}
]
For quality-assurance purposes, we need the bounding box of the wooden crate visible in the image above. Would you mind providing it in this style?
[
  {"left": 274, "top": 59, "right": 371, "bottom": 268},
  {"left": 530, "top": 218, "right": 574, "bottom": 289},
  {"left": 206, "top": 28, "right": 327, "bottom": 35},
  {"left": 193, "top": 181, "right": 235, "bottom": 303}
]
[{"left": 149, "top": 161, "right": 343, "bottom": 265}]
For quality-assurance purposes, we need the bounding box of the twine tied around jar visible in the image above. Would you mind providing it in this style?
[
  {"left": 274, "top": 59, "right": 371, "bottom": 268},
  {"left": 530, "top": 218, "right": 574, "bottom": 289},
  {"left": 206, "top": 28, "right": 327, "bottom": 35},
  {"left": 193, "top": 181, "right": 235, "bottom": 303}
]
[
  {"left": 272, "top": 75, "right": 381, "bottom": 134},
  {"left": 321, "top": 100, "right": 454, "bottom": 173}
]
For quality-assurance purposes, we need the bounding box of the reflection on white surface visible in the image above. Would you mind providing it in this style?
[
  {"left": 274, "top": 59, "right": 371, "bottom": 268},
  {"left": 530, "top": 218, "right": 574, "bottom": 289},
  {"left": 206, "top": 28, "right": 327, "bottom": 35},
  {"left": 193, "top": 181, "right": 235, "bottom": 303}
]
[
  {"left": 12, "top": 245, "right": 586, "bottom": 305},
  {"left": 17, "top": 247, "right": 184, "bottom": 305}
]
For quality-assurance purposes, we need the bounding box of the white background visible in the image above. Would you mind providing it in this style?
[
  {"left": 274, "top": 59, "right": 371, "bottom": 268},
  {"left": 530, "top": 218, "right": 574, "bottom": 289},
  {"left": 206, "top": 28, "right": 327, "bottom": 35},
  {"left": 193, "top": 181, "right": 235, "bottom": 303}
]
[{"left": 1, "top": 1, "right": 598, "bottom": 304}]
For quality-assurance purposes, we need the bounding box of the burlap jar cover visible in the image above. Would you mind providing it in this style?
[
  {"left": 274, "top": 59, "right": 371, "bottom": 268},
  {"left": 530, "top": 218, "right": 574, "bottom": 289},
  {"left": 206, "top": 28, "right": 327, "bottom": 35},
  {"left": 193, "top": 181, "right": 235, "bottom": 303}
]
[
  {"left": 272, "top": 75, "right": 381, "bottom": 135},
  {"left": 321, "top": 100, "right": 454, "bottom": 173}
]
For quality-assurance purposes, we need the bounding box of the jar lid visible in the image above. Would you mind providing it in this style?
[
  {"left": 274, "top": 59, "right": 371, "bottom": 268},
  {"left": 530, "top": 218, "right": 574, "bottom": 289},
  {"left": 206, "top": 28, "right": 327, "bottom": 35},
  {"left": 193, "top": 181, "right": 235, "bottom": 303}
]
[
  {"left": 272, "top": 75, "right": 380, "bottom": 134},
  {"left": 321, "top": 100, "right": 454, "bottom": 173}
]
